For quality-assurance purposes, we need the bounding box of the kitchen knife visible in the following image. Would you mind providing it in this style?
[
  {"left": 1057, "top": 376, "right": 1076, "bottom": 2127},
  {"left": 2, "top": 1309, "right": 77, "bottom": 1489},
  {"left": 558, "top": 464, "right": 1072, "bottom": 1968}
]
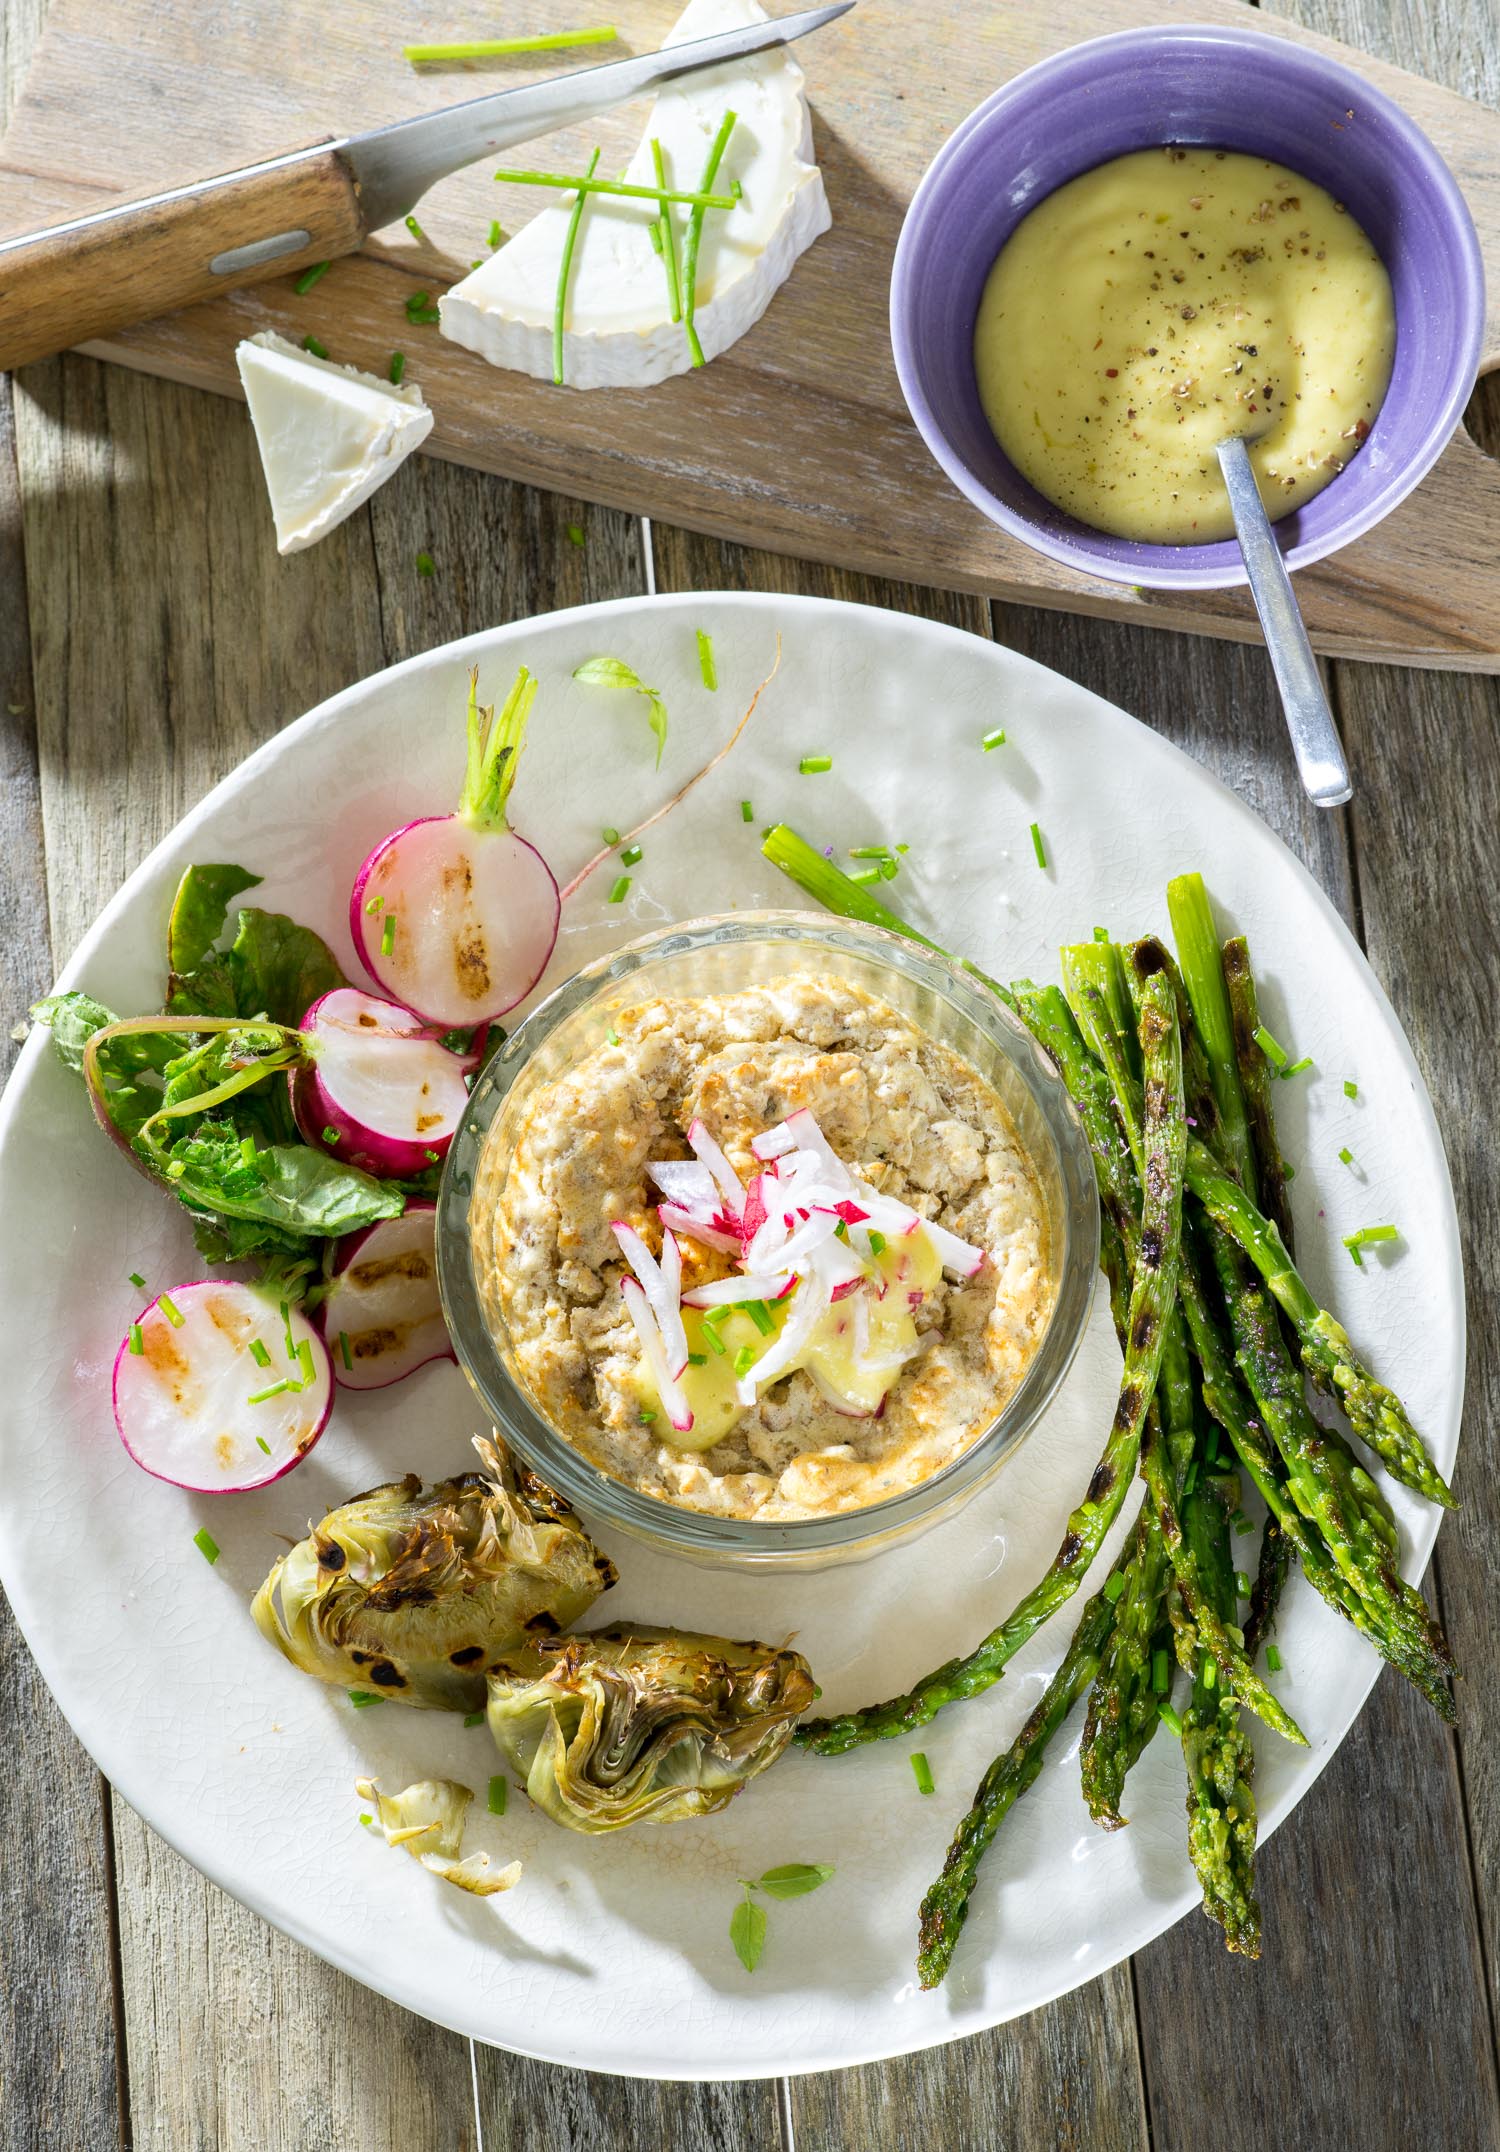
[{"left": 0, "top": 2, "right": 852, "bottom": 374}]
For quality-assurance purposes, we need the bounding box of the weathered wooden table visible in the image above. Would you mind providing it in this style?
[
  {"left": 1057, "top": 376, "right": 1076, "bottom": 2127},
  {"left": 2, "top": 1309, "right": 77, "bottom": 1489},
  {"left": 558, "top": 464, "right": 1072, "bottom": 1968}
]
[{"left": 2, "top": 2, "right": 1496, "bottom": 2145}]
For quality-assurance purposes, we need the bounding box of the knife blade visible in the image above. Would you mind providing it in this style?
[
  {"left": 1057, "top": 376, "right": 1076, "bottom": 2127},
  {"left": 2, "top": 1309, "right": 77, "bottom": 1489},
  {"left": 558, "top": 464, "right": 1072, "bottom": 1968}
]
[{"left": 0, "top": 2, "right": 853, "bottom": 374}]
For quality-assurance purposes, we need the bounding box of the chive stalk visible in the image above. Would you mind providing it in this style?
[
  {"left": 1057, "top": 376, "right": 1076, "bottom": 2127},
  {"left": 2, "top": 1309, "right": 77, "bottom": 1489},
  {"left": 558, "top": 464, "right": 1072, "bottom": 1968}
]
[
  {"left": 910, "top": 1752, "right": 935, "bottom": 1796},
  {"left": 682, "top": 110, "right": 738, "bottom": 366},
  {"left": 294, "top": 260, "right": 330, "bottom": 296},
  {"left": 193, "top": 1527, "right": 220, "bottom": 1565},
  {"left": 495, "top": 167, "right": 737, "bottom": 212},
  {"left": 697, "top": 628, "right": 717, "bottom": 689},
  {"left": 652, "top": 139, "right": 683, "bottom": 323},
  {"left": 554, "top": 149, "right": 602, "bottom": 385},
  {"left": 406, "top": 27, "right": 618, "bottom": 63}
]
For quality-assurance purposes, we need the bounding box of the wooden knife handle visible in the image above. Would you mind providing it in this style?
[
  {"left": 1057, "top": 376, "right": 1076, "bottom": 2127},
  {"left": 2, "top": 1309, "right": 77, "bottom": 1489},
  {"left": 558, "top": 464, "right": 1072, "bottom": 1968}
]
[{"left": 0, "top": 142, "right": 367, "bottom": 372}]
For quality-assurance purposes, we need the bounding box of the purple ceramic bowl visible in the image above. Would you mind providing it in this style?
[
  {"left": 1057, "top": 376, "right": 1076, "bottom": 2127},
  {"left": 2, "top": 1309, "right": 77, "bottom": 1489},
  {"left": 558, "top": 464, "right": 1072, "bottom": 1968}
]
[{"left": 890, "top": 24, "right": 1485, "bottom": 590}]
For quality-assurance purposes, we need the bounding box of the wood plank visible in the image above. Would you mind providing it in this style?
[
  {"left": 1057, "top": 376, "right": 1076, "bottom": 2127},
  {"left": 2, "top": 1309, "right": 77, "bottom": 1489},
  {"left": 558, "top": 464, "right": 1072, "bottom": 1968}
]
[
  {"left": 10, "top": 354, "right": 474, "bottom": 2152},
  {"left": 992, "top": 593, "right": 1497, "bottom": 2143},
  {"left": 472, "top": 2058, "right": 779, "bottom": 2151},
  {"left": 3, "top": 0, "right": 1500, "bottom": 667},
  {"left": 649, "top": 522, "right": 1151, "bottom": 2152},
  {"left": 0, "top": 14, "right": 128, "bottom": 2152}
]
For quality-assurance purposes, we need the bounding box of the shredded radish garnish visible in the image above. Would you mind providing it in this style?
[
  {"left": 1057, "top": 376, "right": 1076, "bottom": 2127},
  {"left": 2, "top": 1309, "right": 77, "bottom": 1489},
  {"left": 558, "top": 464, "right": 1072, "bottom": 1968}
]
[
  {"left": 612, "top": 1222, "right": 690, "bottom": 1379},
  {"left": 625, "top": 1107, "right": 986, "bottom": 1422},
  {"left": 620, "top": 1278, "right": 693, "bottom": 1432},
  {"left": 686, "top": 1119, "right": 746, "bottom": 1222},
  {"left": 681, "top": 1272, "right": 795, "bottom": 1308}
]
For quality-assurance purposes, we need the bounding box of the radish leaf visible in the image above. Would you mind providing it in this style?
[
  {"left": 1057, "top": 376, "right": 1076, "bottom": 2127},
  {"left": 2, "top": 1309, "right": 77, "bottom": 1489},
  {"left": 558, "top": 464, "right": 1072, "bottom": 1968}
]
[{"left": 167, "top": 863, "right": 262, "bottom": 983}]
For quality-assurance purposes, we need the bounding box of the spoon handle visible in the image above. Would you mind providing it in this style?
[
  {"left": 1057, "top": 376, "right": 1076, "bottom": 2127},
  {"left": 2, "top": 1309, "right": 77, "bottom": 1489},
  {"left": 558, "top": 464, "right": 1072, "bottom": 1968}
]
[{"left": 1216, "top": 434, "right": 1352, "bottom": 809}]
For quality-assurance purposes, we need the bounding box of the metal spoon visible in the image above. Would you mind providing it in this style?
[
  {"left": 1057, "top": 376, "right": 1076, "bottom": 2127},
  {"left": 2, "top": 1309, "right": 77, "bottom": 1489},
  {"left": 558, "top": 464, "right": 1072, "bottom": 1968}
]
[{"left": 1216, "top": 432, "right": 1352, "bottom": 809}]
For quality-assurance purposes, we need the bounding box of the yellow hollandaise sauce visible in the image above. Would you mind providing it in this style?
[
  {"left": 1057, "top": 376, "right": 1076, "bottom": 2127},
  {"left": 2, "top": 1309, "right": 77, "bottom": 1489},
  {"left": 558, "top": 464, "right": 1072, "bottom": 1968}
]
[{"left": 973, "top": 146, "right": 1395, "bottom": 545}]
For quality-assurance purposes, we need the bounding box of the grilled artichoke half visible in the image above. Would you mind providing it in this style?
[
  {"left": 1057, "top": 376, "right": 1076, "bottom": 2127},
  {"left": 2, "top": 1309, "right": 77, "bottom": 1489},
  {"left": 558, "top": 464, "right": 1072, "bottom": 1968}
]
[
  {"left": 486, "top": 1626, "right": 816, "bottom": 1833},
  {"left": 252, "top": 1436, "right": 617, "bottom": 1710}
]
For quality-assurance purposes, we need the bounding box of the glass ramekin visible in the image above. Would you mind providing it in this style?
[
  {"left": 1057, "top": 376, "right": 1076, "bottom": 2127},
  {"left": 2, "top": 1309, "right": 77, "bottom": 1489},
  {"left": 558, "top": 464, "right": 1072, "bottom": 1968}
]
[{"left": 435, "top": 912, "right": 1100, "bottom": 1571}]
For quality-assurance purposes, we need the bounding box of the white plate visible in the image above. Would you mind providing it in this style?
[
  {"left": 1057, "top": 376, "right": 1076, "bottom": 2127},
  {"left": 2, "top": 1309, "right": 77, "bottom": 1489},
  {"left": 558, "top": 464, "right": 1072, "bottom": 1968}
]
[{"left": 0, "top": 593, "right": 1461, "bottom": 2080}]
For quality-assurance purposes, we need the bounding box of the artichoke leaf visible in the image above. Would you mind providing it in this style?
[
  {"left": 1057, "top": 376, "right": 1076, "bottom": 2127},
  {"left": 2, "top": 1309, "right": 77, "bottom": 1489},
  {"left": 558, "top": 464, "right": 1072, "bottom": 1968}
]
[
  {"left": 486, "top": 1626, "right": 816, "bottom": 1834},
  {"left": 356, "top": 1776, "right": 521, "bottom": 1896},
  {"left": 251, "top": 1435, "right": 616, "bottom": 1710}
]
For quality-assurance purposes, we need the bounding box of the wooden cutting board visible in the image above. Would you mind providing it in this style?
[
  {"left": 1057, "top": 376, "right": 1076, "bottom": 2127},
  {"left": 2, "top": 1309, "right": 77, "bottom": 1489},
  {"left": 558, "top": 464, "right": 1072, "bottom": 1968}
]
[{"left": 3, "top": 0, "right": 1498, "bottom": 668}]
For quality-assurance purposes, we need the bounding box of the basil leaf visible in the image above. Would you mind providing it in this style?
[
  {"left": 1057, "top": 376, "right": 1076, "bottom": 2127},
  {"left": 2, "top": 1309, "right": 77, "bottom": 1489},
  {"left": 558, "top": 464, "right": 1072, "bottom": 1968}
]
[
  {"left": 167, "top": 864, "right": 262, "bottom": 983},
  {"left": 756, "top": 1863, "right": 834, "bottom": 1900},
  {"left": 728, "top": 1892, "right": 766, "bottom": 1973}
]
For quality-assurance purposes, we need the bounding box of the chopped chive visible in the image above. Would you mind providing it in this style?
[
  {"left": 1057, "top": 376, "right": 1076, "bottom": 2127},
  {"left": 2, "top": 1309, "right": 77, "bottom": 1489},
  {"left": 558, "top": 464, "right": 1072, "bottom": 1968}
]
[
  {"left": 158, "top": 1292, "right": 184, "bottom": 1329},
  {"left": 1282, "top": 1056, "right": 1314, "bottom": 1080},
  {"left": 703, "top": 1305, "right": 732, "bottom": 1331},
  {"left": 1253, "top": 1023, "right": 1288, "bottom": 1070},
  {"left": 1267, "top": 1645, "right": 1283, "bottom": 1673},
  {"left": 1338, "top": 1146, "right": 1355, "bottom": 1166},
  {"left": 322, "top": 1125, "right": 340, "bottom": 1147},
  {"left": 910, "top": 1751, "right": 935, "bottom": 1796},
  {"left": 192, "top": 1527, "right": 220, "bottom": 1565},
  {"left": 364, "top": 893, "right": 385, "bottom": 914},
  {"left": 605, "top": 1027, "right": 621, "bottom": 1046},
  {"left": 554, "top": 146, "right": 602, "bottom": 385},
  {"left": 740, "top": 799, "right": 754, "bottom": 823},
  {"left": 381, "top": 914, "right": 397, "bottom": 957},
  {"left": 981, "top": 727, "right": 1007, "bottom": 750},
  {"left": 464, "top": 1710, "right": 486, "bottom": 1728},
  {"left": 1093, "top": 926, "right": 1110, "bottom": 943},
  {"left": 301, "top": 333, "right": 329, "bottom": 359},
  {"left": 404, "top": 213, "right": 430, "bottom": 244},
  {"left": 638, "top": 1405, "right": 657, "bottom": 1424},
  {"left": 744, "top": 1300, "right": 775, "bottom": 1336},
  {"left": 850, "top": 868, "right": 882, "bottom": 885},
  {"left": 359, "top": 1812, "right": 373, "bottom": 1826},
  {"left": 247, "top": 1379, "right": 293, "bottom": 1405},
  {"left": 412, "top": 306, "right": 442, "bottom": 325},
  {"left": 607, "top": 875, "right": 631, "bottom": 904},
  {"left": 1284, "top": 1163, "right": 1296, "bottom": 1180},
  {"left": 297, "top": 1338, "right": 316, "bottom": 1390},
  {"left": 697, "top": 629, "right": 718, "bottom": 690},
  {"left": 165, "top": 1160, "right": 186, "bottom": 1180},
  {"left": 1233, "top": 1512, "right": 1254, "bottom": 1534},
  {"left": 849, "top": 845, "right": 890, "bottom": 860},
  {"left": 255, "top": 1435, "right": 272, "bottom": 1456},
  {"left": 339, "top": 1330, "right": 353, "bottom": 1372},
  {"left": 1153, "top": 1648, "right": 1169, "bottom": 1694},
  {"left": 682, "top": 109, "right": 737, "bottom": 366},
  {"left": 619, "top": 843, "right": 643, "bottom": 868},
  {"left": 687, "top": 1352, "right": 708, "bottom": 1367},
  {"left": 389, "top": 351, "right": 406, "bottom": 385},
  {"left": 652, "top": 139, "right": 683, "bottom": 323},
  {"left": 602, "top": 826, "right": 621, "bottom": 846},
  {"left": 702, "top": 1323, "right": 727, "bottom": 1357},
  {"left": 1344, "top": 1078, "right": 1359, "bottom": 1099},
  {"left": 867, "top": 1229, "right": 886, "bottom": 1257},
  {"left": 489, "top": 219, "right": 504, "bottom": 250},
  {"left": 416, "top": 550, "right": 435, "bottom": 577},
  {"left": 405, "top": 288, "right": 430, "bottom": 315},
  {"left": 1102, "top": 1569, "right": 1126, "bottom": 1603},
  {"left": 128, "top": 1323, "right": 144, "bottom": 1356},
  {"left": 348, "top": 1689, "right": 384, "bottom": 1708},
  {"left": 1158, "top": 1702, "right": 1183, "bottom": 1737},
  {"left": 487, "top": 1775, "right": 508, "bottom": 1816},
  {"left": 406, "top": 27, "right": 619, "bottom": 64},
  {"left": 799, "top": 754, "right": 832, "bottom": 774},
  {"left": 1202, "top": 1658, "right": 1217, "bottom": 1691},
  {"left": 249, "top": 1337, "right": 272, "bottom": 1369},
  {"left": 279, "top": 1299, "right": 295, "bottom": 1360},
  {"left": 294, "top": 259, "right": 330, "bottom": 296},
  {"left": 1235, "top": 1572, "right": 1252, "bottom": 1597},
  {"left": 1030, "top": 822, "right": 1047, "bottom": 869},
  {"left": 128, "top": 1270, "right": 146, "bottom": 1289},
  {"left": 1343, "top": 1224, "right": 1399, "bottom": 1265},
  {"left": 566, "top": 522, "right": 586, "bottom": 547},
  {"left": 733, "top": 1344, "right": 757, "bottom": 1378},
  {"left": 834, "top": 1218, "right": 849, "bottom": 1240}
]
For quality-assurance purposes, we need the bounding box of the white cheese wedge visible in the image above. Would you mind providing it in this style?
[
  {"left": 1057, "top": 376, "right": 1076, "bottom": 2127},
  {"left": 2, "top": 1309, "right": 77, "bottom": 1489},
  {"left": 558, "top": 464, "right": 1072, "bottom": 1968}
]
[
  {"left": 439, "top": 0, "right": 831, "bottom": 389},
  {"left": 234, "top": 332, "right": 434, "bottom": 553}
]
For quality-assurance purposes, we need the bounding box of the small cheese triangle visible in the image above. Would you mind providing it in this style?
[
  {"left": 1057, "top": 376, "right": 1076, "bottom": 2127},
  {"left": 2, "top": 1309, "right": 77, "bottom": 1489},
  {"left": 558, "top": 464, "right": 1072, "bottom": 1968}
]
[
  {"left": 234, "top": 332, "right": 434, "bottom": 553},
  {"left": 439, "top": 0, "right": 831, "bottom": 389}
]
